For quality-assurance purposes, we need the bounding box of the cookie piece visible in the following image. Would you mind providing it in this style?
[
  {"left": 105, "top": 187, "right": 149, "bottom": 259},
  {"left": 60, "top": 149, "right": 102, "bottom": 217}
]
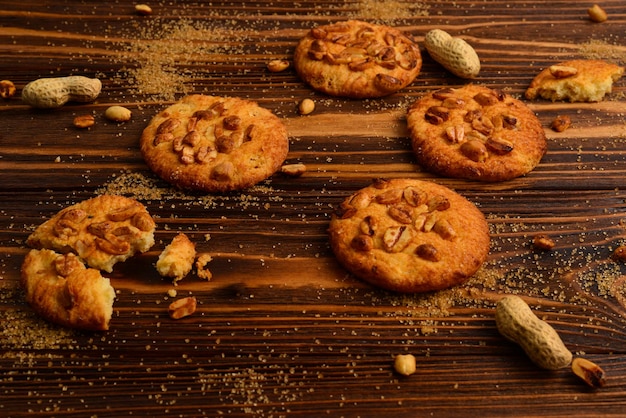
[
  {"left": 293, "top": 20, "right": 421, "bottom": 98},
  {"left": 156, "top": 233, "right": 196, "bottom": 284},
  {"left": 328, "top": 178, "right": 490, "bottom": 293},
  {"left": 26, "top": 195, "right": 156, "bottom": 273},
  {"left": 407, "top": 85, "right": 546, "bottom": 182},
  {"left": 140, "top": 95, "right": 289, "bottom": 192},
  {"left": 21, "top": 249, "right": 115, "bottom": 331},
  {"left": 525, "top": 59, "right": 624, "bottom": 102}
]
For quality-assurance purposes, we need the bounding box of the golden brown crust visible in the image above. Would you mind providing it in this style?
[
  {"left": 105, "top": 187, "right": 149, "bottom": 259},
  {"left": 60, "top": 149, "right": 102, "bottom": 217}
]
[
  {"left": 26, "top": 195, "right": 156, "bottom": 273},
  {"left": 294, "top": 20, "right": 422, "bottom": 98},
  {"left": 328, "top": 178, "right": 490, "bottom": 293},
  {"left": 156, "top": 233, "right": 196, "bottom": 284},
  {"left": 525, "top": 59, "right": 624, "bottom": 102},
  {"left": 21, "top": 249, "right": 115, "bottom": 331},
  {"left": 140, "top": 95, "right": 289, "bottom": 192},
  {"left": 407, "top": 85, "right": 547, "bottom": 182}
]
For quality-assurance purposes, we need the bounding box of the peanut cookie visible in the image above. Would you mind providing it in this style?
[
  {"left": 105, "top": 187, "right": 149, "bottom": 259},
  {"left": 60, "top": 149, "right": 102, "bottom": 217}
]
[
  {"left": 26, "top": 195, "right": 156, "bottom": 273},
  {"left": 140, "top": 95, "right": 289, "bottom": 192},
  {"left": 328, "top": 178, "right": 490, "bottom": 293},
  {"left": 293, "top": 20, "right": 421, "bottom": 98},
  {"left": 407, "top": 85, "right": 546, "bottom": 182},
  {"left": 525, "top": 59, "right": 624, "bottom": 102},
  {"left": 21, "top": 249, "right": 116, "bottom": 331}
]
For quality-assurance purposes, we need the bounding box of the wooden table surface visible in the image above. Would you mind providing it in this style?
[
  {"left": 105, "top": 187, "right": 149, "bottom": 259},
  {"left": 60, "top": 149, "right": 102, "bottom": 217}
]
[{"left": 2, "top": 1, "right": 626, "bottom": 416}]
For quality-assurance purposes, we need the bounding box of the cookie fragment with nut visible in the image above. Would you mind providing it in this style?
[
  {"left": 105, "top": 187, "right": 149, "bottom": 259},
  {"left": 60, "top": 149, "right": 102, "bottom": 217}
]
[
  {"left": 407, "top": 84, "right": 547, "bottom": 182},
  {"left": 525, "top": 59, "right": 624, "bottom": 102},
  {"left": 21, "top": 249, "right": 116, "bottom": 331},
  {"left": 328, "top": 178, "right": 490, "bottom": 293},
  {"left": 26, "top": 195, "right": 156, "bottom": 273},
  {"left": 293, "top": 19, "right": 421, "bottom": 98}
]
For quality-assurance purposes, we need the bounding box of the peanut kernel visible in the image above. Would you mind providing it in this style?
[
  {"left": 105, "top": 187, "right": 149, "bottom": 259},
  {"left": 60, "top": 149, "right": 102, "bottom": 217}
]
[
  {"left": 298, "top": 98, "right": 315, "bottom": 115},
  {"left": 267, "top": 59, "right": 290, "bottom": 72},
  {"left": 394, "top": 354, "right": 417, "bottom": 376},
  {"left": 135, "top": 4, "right": 153, "bottom": 15},
  {"left": 588, "top": 4, "right": 608, "bottom": 23},
  {"left": 73, "top": 114, "right": 95, "bottom": 129},
  {"left": 168, "top": 296, "right": 197, "bottom": 320},
  {"left": 0, "top": 80, "right": 16, "bottom": 99},
  {"left": 105, "top": 105, "right": 132, "bottom": 122}
]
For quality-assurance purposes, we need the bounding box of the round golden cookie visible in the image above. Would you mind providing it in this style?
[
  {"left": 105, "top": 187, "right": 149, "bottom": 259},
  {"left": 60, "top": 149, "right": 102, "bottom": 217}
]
[
  {"left": 328, "top": 178, "right": 490, "bottom": 293},
  {"left": 21, "top": 249, "right": 115, "bottom": 331},
  {"left": 407, "top": 85, "right": 547, "bottom": 182},
  {"left": 140, "top": 95, "right": 289, "bottom": 192},
  {"left": 293, "top": 20, "right": 422, "bottom": 98},
  {"left": 26, "top": 195, "right": 156, "bottom": 273}
]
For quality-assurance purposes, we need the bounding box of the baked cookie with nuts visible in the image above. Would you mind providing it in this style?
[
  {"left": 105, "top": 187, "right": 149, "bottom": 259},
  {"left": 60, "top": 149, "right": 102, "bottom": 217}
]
[
  {"left": 140, "top": 95, "right": 289, "bottom": 192},
  {"left": 407, "top": 85, "right": 546, "bottom": 182},
  {"left": 21, "top": 249, "right": 116, "bottom": 331},
  {"left": 26, "top": 195, "right": 156, "bottom": 273},
  {"left": 328, "top": 178, "right": 490, "bottom": 293},
  {"left": 525, "top": 59, "right": 624, "bottom": 102},
  {"left": 293, "top": 20, "right": 421, "bottom": 98}
]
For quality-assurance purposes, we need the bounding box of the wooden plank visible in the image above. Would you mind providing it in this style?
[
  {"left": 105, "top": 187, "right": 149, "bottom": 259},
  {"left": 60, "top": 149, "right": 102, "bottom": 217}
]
[{"left": 2, "top": 1, "right": 626, "bottom": 416}]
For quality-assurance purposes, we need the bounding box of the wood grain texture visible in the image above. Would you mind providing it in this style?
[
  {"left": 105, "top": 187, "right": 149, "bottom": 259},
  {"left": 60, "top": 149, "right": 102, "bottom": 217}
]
[{"left": 2, "top": 1, "right": 626, "bottom": 416}]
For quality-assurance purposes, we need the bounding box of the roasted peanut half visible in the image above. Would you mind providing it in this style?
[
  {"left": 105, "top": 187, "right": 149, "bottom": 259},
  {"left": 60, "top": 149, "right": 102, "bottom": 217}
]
[
  {"left": 73, "top": 114, "right": 95, "bottom": 129},
  {"left": 0, "top": 80, "right": 16, "bottom": 99},
  {"left": 168, "top": 296, "right": 197, "bottom": 319}
]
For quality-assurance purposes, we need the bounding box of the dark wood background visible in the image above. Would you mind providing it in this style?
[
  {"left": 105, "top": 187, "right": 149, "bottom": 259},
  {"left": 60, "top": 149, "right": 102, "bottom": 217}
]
[{"left": 2, "top": 1, "right": 626, "bottom": 416}]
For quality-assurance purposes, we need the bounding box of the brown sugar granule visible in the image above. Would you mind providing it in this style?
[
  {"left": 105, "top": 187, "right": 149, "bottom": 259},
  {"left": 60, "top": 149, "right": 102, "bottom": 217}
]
[
  {"left": 580, "top": 39, "right": 626, "bottom": 64},
  {"left": 110, "top": 18, "right": 252, "bottom": 101},
  {"left": 350, "top": 0, "right": 429, "bottom": 23}
]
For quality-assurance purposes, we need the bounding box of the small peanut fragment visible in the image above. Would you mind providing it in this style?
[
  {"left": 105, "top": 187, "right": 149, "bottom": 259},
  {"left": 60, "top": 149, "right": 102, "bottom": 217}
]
[
  {"left": 394, "top": 354, "right": 417, "bottom": 376},
  {"left": 267, "top": 59, "right": 290, "bottom": 73},
  {"left": 73, "top": 114, "right": 95, "bottom": 129},
  {"left": 195, "top": 253, "right": 213, "bottom": 280},
  {"left": 588, "top": 4, "right": 608, "bottom": 23},
  {"left": 533, "top": 234, "right": 555, "bottom": 250},
  {"left": 298, "top": 98, "right": 315, "bottom": 115},
  {"left": 105, "top": 105, "right": 132, "bottom": 122},
  {"left": 0, "top": 80, "right": 16, "bottom": 99},
  {"left": 571, "top": 357, "right": 606, "bottom": 389},
  {"left": 495, "top": 295, "right": 572, "bottom": 370},
  {"left": 424, "top": 29, "right": 480, "bottom": 79},
  {"left": 21, "top": 76, "right": 101, "bottom": 109},
  {"left": 135, "top": 4, "right": 153, "bottom": 15},
  {"left": 551, "top": 115, "right": 571, "bottom": 132},
  {"left": 168, "top": 296, "right": 197, "bottom": 320},
  {"left": 611, "top": 245, "right": 626, "bottom": 262}
]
